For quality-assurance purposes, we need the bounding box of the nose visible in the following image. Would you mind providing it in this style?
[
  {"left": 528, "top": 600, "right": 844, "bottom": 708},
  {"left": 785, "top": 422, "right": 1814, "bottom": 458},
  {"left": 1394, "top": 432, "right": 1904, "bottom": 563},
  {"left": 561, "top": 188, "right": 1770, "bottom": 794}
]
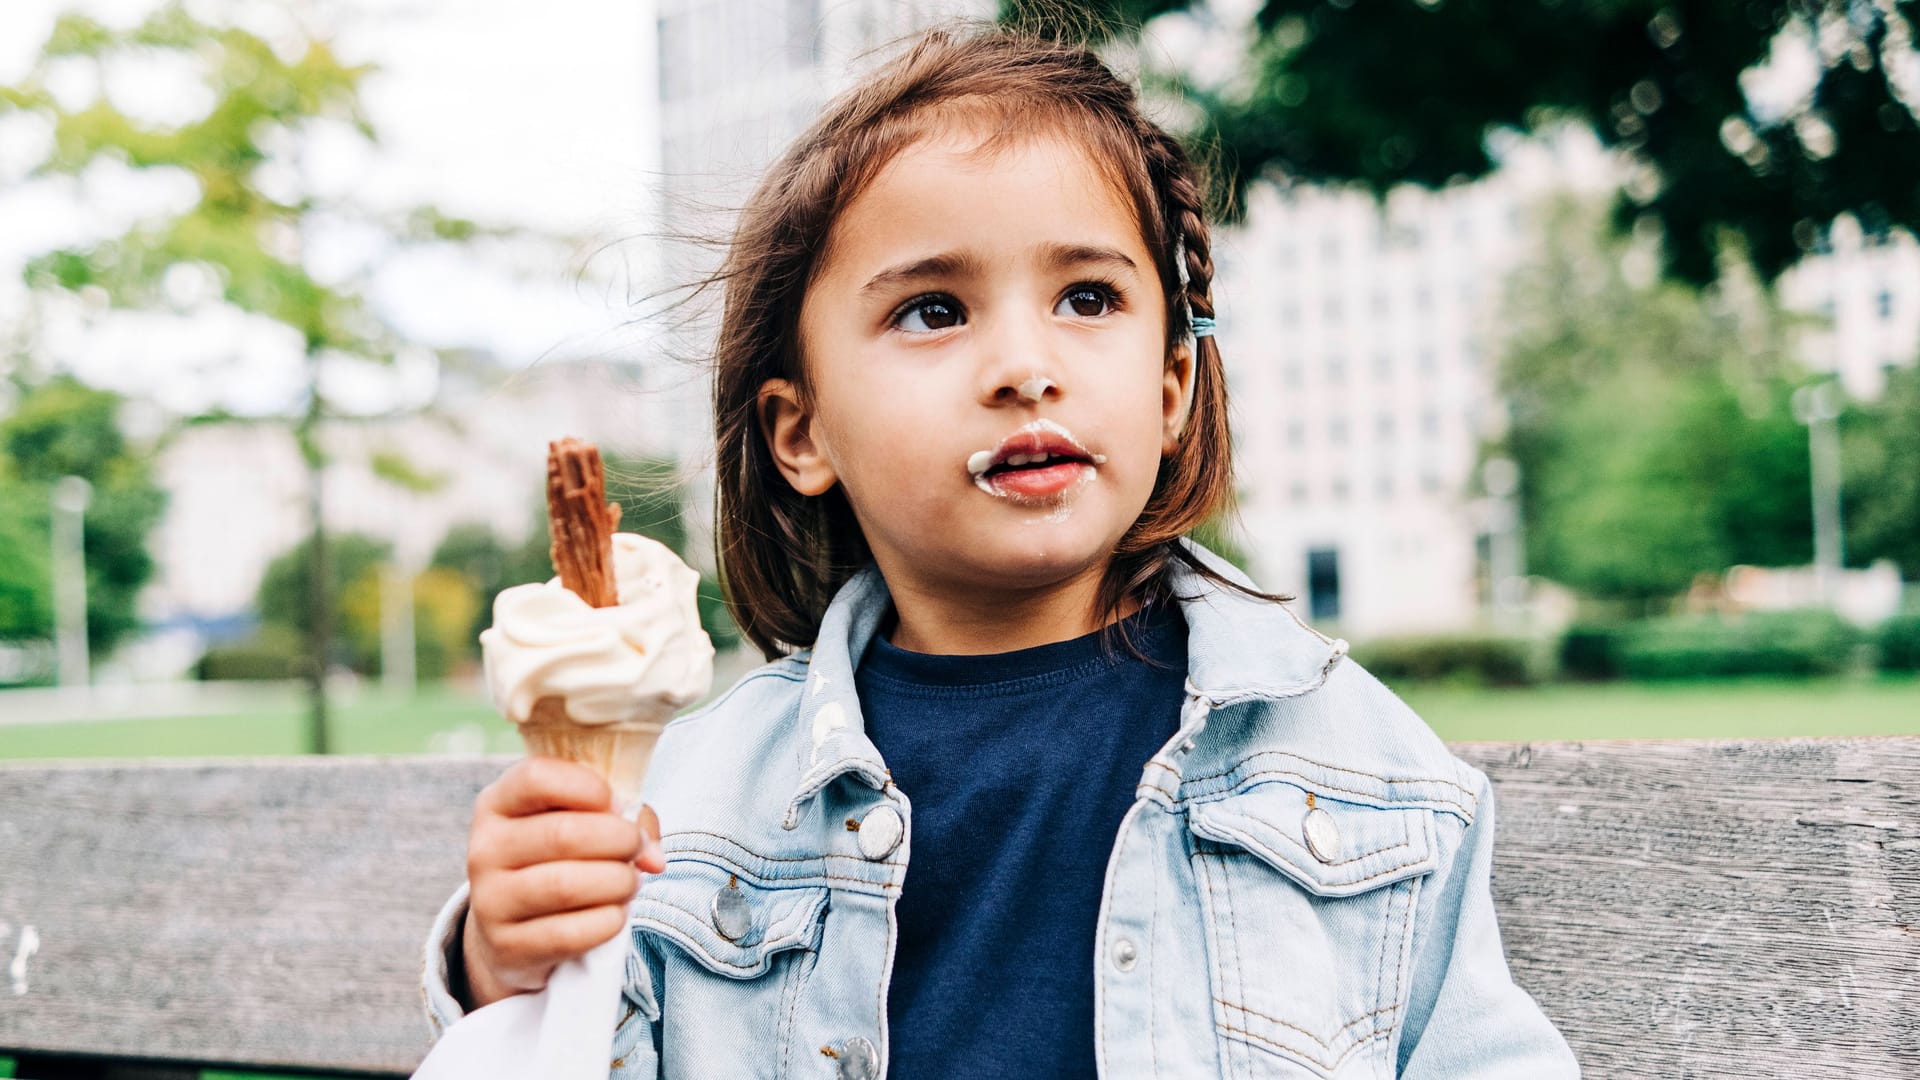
[{"left": 978, "top": 307, "right": 1065, "bottom": 407}]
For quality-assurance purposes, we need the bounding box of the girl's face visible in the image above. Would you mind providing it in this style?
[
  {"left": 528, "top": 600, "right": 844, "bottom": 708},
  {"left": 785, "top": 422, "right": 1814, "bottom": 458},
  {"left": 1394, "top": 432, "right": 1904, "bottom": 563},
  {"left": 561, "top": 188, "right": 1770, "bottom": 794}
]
[{"left": 762, "top": 127, "right": 1193, "bottom": 599}]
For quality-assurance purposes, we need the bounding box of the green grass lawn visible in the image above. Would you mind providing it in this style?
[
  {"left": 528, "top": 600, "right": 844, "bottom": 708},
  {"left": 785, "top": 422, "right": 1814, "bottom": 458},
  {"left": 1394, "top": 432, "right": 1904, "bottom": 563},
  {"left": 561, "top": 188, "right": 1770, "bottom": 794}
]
[
  {"left": 1399, "top": 674, "right": 1920, "bottom": 741},
  {"left": 1, "top": 675, "right": 1917, "bottom": 764}
]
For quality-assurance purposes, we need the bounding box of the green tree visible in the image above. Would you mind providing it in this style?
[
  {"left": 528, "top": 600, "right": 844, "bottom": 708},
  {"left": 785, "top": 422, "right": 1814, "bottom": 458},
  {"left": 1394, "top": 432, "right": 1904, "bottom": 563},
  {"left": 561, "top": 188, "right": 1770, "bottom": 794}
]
[
  {"left": 1844, "top": 365, "right": 1920, "bottom": 577},
  {"left": 1036, "top": 0, "right": 1920, "bottom": 284},
  {"left": 0, "top": 377, "right": 166, "bottom": 656},
  {"left": 1, "top": 2, "right": 528, "bottom": 747},
  {"left": 1491, "top": 199, "right": 1813, "bottom": 604}
]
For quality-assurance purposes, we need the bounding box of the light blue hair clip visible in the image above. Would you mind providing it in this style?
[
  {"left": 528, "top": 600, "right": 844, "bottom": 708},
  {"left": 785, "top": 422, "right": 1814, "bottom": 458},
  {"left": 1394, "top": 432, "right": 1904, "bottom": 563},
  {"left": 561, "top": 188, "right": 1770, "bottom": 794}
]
[{"left": 1189, "top": 316, "right": 1216, "bottom": 338}]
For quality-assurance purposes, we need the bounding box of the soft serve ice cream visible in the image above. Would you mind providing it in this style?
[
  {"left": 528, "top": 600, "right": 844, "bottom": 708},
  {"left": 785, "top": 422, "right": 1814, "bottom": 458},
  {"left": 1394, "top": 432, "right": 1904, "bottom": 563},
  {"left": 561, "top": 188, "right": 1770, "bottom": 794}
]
[{"left": 481, "top": 531, "right": 714, "bottom": 729}]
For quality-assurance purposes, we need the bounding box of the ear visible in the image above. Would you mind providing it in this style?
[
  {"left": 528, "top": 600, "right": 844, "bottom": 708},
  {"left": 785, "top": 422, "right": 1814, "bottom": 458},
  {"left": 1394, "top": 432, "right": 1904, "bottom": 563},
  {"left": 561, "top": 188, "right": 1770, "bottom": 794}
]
[
  {"left": 1161, "top": 341, "right": 1197, "bottom": 454},
  {"left": 757, "top": 378, "right": 839, "bottom": 496}
]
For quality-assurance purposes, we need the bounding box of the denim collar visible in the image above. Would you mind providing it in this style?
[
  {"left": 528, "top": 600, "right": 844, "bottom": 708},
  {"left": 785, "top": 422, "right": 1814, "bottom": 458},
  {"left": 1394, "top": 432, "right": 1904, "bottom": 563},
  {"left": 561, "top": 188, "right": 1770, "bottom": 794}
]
[{"left": 780, "top": 540, "right": 1348, "bottom": 829}]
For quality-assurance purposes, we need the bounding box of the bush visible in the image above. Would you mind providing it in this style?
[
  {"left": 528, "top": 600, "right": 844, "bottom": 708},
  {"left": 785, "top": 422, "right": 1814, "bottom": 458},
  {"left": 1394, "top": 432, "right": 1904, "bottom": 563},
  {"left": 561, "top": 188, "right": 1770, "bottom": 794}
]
[
  {"left": 1558, "top": 624, "right": 1626, "bottom": 680},
  {"left": 1617, "top": 611, "right": 1860, "bottom": 680},
  {"left": 196, "top": 625, "right": 304, "bottom": 681},
  {"left": 1350, "top": 634, "right": 1536, "bottom": 687},
  {"left": 1878, "top": 614, "right": 1920, "bottom": 673}
]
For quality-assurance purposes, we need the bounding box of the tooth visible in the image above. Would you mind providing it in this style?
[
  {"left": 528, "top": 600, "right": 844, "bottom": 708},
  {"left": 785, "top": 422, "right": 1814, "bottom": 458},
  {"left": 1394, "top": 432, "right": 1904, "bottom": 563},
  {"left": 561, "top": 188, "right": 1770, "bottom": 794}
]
[
  {"left": 1007, "top": 454, "right": 1031, "bottom": 466},
  {"left": 1035, "top": 453, "right": 1052, "bottom": 462}
]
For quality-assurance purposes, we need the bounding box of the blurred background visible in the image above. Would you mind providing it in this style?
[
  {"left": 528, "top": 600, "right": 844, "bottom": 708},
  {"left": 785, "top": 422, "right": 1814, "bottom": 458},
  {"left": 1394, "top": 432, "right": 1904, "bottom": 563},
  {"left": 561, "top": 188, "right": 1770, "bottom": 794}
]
[{"left": 0, "top": 0, "right": 1916, "bottom": 791}]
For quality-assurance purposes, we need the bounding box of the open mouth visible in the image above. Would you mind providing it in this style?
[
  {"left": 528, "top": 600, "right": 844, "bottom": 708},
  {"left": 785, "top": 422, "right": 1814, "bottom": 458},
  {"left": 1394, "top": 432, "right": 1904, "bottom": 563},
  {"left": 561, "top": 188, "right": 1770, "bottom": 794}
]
[{"left": 966, "top": 420, "right": 1105, "bottom": 503}]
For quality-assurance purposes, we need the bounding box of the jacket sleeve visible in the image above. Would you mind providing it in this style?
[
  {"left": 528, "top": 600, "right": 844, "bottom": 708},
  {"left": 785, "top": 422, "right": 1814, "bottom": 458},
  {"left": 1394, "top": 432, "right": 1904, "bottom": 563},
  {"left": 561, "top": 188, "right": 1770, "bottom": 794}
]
[
  {"left": 418, "top": 881, "right": 665, "bottom": 1078},
  {"left": 1396, "top": 771, "right": 1581, "bottom": 1078}
]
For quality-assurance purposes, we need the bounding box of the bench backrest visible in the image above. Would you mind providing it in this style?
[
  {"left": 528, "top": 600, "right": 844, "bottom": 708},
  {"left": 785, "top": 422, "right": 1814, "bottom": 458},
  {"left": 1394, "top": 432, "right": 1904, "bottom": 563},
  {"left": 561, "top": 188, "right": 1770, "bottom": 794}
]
[{"left": 1, "top": 738, "right": 1914, "bottom": 1076}]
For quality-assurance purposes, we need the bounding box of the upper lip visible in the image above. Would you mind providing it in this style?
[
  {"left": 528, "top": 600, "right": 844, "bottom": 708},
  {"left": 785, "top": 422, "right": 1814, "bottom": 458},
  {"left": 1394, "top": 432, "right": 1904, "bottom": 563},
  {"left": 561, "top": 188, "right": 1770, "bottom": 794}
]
[{"left": 969, "top": 419, "right": 1098, "bottom": 477}]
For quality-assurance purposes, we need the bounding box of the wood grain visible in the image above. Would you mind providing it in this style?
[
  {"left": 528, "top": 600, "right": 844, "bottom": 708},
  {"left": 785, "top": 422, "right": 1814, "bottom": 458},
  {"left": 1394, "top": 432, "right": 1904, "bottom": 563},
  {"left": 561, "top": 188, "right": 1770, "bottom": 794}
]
[
  {"left": 0, "top": 739, "right": 1914, "bottom": 1075},
  {"left": 0, "top": 756, "right": 510, "bottom": 1075},
  {"left": 1454, "top": 737, "right": 1920, "bottom": 1078}
]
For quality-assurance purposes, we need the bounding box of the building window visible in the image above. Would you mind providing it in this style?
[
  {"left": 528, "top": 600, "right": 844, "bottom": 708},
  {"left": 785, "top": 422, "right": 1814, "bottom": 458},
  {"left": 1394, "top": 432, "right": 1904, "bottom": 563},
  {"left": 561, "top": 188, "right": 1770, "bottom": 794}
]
[
  {"left": 1420, "top": 471, "right": 1442, "bottom": 494},
  {"left": 1878, "top": 290, "right": 1895, "bottom": 319},
  {"left": 1287, "top": 420, "right": 1306, "bottom": 448},
  {"left": 1373, "top": 352, "right": 1393, "bottom": 382},
  {"left": 1289, "top": 480, "right": 1309, "bottom": 504},
  {"left": 1376, "top": 413, "right": 1396, "bottom": 441},
  {"left": 1375, "top": 474, "right": 1396, "bottom": 500},
  {"left": 1329, "top": 417, "right": 1349, "bottom": 445},
  {"left": 1418, "top": 348, "right": 1438, "bottom": 375},
  {"left": 658, "top": 13, "right": 691, "bottom": 101},
  {"left": 1330, "top": 476, "right": 1350, "bottom": 502},
  {"left": 1284, "top": 362, "right": 1304, "bottom": 389},
  {"left": 1281, "top": 303, "right": 1300, "bottom": 326},
  {"left": 1307, "top": 547, "right": 1342, "bottom": 621},
  {"left": 1421, "top": 410, "right": 1441, "bottom": 438},
  {"left": 1324, "top": 297, "right": 1343, "bottom": 324},
  {"left": 1326, "top": 354, "right": 1347, "bottom": 385}
]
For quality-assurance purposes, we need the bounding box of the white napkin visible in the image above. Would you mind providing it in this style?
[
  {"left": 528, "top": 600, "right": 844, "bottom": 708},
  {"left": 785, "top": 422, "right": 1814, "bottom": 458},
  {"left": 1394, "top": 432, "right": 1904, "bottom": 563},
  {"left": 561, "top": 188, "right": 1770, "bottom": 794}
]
[{"left": 412, "top": 928, "right": 630, "bottom": 1078}]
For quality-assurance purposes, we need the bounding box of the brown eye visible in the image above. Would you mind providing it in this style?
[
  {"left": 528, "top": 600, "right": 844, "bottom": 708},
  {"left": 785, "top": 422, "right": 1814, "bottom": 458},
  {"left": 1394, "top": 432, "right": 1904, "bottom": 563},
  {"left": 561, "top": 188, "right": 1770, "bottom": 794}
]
[
  {"left": 1057, "top": 285, "right": 1115, "bottom": 318},
  {"left": 897, "top": 296, "right": 963, "bottom": 332}
]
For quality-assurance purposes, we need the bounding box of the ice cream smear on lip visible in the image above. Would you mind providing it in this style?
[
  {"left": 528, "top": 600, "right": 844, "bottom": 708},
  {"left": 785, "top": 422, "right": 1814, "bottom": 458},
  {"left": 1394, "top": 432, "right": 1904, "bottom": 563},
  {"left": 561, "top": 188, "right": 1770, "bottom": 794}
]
[
  {"left": 967, "top": 418, "right": 1109, "bottom": 497},
  {"left": 481, "top": 531, "right": 715, "bottom": 728}
]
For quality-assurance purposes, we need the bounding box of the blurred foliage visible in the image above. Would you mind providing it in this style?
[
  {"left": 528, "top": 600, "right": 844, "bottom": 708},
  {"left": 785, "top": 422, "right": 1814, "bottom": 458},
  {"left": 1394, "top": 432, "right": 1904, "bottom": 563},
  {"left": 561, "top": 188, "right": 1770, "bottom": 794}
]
[
  {"left": 1037, "top": 0, "right": 1920, "bottom": 285},
  {"left": 0, "top": 377, "right": 165, "bottom": 656},
  {"left": 1, "top": 2, "right": 519, "bottom": 703},
  {"left": 1490, "top": 198, "right": 1822, "bottom": 603},
  {"left": 339, "top": 565, "right": 478, "bottom": 679},
  {"left": 1615, "top": 609, "right": 1862, "bottom": 679},
  {"left": 1349, "top": 633, "right": 1537, "bottom": 687},
  {"left": 1878, "top": 612, "right": 1920, "bottom": 671},
  {"left": 1842, "top": 365, "right": 1920, "bottom": 575},
  {"left": 255, "top": 531, "right": 389, "bottom": 656},
  {"left": 195, "top": 623, "right": 303, "bottom": 681}
]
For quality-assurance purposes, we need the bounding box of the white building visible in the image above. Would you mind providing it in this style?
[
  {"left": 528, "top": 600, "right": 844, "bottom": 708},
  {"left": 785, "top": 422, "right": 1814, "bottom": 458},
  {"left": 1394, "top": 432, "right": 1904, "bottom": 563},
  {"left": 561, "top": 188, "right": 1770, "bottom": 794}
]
[
  {"left": 1777, "top": 216, "right": 1920, "bottom": 401},
  {"left": 1215, "top": 134, "right": 1620, "bottom": 638}
]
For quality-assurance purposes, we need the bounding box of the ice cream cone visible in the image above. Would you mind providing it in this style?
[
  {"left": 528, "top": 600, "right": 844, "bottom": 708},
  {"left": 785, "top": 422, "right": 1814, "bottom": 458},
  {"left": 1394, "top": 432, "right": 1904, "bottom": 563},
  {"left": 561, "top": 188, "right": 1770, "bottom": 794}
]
[{"left": 517, "top": 696, "right": 666, "bottom": 811}]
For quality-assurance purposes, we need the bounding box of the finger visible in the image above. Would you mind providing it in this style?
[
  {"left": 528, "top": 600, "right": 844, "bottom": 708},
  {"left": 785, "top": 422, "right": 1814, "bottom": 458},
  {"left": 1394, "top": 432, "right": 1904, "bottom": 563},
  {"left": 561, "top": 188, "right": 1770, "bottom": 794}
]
[
  {"left": 491, "top": 903, "right": 630, "bottom": 967},
  {"left": 488, "top": 811, "right": 645, "bottom": 869},
  {"left": 480, "top": 758, "right": 613, "bottom": 818},
  {"left": 489, "top": 860, "right": 641, "bottom": 924},
  {"left": 633, "top": 803, "right": 666, "bottom": 874}
]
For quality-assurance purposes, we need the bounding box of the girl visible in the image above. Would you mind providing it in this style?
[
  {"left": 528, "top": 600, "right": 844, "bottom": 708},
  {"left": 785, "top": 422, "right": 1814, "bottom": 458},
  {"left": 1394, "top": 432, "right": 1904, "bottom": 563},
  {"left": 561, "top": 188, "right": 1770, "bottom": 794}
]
[{"left": 424, "top": 22, "right": 1579, "bottom": 1079}]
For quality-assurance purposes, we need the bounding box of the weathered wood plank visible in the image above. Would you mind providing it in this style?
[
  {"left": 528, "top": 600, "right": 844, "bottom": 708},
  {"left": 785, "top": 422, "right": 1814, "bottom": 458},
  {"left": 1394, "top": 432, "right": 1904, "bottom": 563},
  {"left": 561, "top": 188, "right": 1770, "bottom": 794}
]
[
  {"left": 1455, "top": 737, "right": 1920, "bottom": 1079},
  {"left": 1, "top": 739, "right": 1915, "bottom": 1076},
  {"left": 0, "top": 755, "right": 513, "bottom": 1075}
]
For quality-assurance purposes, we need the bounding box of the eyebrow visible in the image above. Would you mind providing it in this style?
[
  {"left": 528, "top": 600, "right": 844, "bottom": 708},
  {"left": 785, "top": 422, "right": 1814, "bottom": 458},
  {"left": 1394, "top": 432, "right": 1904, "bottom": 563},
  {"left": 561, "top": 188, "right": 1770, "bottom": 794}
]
[{"left": 857, "top": 243, "right": 1140, "bottom": 296}]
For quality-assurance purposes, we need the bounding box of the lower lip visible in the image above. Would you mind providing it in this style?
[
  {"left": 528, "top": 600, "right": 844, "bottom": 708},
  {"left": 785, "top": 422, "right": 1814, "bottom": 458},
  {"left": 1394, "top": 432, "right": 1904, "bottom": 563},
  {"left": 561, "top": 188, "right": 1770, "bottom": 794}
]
[{"left": 982, "top": 461, "right": 1093, "bottom": 499}]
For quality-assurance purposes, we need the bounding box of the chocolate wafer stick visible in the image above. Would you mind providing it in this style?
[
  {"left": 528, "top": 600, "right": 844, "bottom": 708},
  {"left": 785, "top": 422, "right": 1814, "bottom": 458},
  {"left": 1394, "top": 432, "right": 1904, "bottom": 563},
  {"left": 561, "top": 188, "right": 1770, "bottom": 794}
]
[{"left": 546, "top": 438, "right": 623, "bottom": 608}]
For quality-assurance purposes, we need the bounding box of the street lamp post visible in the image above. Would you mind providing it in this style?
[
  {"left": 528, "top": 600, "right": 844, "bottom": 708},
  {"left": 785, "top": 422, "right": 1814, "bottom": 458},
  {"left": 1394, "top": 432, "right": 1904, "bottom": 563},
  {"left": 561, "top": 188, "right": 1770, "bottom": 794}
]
[
  {"left": 1791, "top": 379, "right": 1846, "bottom": 607},
  {"left": 51, "top": 475, "right": 92, "bottom": 696}
]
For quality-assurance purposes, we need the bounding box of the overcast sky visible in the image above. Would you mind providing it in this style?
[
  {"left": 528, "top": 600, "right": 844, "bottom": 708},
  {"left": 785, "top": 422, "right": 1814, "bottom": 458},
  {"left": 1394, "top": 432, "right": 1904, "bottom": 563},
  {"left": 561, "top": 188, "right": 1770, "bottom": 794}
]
[{"left": 0, "top": 0, "right": 661, "bottom": 417}]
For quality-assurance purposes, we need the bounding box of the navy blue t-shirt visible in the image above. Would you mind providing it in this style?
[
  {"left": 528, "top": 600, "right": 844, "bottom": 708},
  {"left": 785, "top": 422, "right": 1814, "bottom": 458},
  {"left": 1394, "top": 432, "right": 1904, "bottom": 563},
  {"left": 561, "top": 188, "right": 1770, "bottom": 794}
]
[{"left": 855, "top": 601, "right": 1188, "bottom": 1079}]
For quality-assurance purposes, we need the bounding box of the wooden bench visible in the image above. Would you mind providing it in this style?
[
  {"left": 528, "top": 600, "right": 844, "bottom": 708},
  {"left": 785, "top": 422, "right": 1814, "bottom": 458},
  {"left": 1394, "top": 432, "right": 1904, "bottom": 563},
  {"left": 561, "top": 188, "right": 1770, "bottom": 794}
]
[{"left": 1, "top": 738, "right": 1914, "bottom": 1077}]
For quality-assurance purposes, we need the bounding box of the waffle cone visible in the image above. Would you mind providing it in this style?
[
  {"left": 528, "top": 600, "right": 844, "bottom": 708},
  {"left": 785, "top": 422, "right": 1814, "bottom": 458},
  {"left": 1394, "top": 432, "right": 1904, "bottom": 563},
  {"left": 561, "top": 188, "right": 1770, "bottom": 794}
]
[{"left": 519, "top": 696, "right": 666, "bottom": 809}]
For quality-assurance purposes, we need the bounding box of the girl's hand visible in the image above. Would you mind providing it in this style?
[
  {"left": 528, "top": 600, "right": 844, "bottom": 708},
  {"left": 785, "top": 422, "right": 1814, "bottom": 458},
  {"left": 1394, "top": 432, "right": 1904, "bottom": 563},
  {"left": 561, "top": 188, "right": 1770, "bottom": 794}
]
[{"left": 458, "top": 757, "right": 666, "bottom": 1010}]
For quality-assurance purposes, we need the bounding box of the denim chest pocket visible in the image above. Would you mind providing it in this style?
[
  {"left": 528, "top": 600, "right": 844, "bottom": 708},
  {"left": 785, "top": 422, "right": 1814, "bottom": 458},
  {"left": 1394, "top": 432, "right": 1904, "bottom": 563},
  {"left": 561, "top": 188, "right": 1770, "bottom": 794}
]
[
  {"left": 1187, "top": 782, "right": 1438, "bottom": 1079},
  {"left": 626, "top": 861, "right": 831, "bottom": 1078}
]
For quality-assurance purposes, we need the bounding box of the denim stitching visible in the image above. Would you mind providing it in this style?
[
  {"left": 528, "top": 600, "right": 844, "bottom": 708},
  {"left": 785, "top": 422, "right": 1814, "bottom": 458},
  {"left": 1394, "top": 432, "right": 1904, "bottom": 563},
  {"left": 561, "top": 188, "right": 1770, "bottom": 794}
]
[
  {"left": 1214, "top": 997, "right": 1400, "bottom": 1046},
  {"left": 1219, "top": 1022, "right": 1390, "bottom": 1073},
  {"left": 1182, "top": 767, "right": 1475, "bottom": 820},
  {"left": 1180, "top": 752, "right": 1479, "bottom": 801},
  {"left": 665, "top": 829, "right": 907, "bottom": 868},
  {"left": 1198, "top": 814, "right": 1408, "bottom": 869},
  {"left": 1202, "top": 845, "right": 1429, "bottom": 889},
  {"left": 1218, "top": 847, "right": 1249, "bottom": 1080},
  {"left": 1194, "top": 848, "right": 1238, "bottom": 1080}
]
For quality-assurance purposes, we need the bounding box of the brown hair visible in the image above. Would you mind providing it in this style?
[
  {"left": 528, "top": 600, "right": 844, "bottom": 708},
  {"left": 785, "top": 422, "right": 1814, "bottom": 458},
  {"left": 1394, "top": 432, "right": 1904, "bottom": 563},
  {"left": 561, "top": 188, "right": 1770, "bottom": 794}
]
[{"left": 712, "top": 20, "right": 1269, "bottom": 660}]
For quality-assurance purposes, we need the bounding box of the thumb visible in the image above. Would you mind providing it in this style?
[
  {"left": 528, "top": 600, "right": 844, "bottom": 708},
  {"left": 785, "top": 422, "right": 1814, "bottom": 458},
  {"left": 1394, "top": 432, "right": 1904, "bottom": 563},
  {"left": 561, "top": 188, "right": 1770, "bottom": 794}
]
[{"left": 633, "top": 803, "right": 666, "bottom": 874}]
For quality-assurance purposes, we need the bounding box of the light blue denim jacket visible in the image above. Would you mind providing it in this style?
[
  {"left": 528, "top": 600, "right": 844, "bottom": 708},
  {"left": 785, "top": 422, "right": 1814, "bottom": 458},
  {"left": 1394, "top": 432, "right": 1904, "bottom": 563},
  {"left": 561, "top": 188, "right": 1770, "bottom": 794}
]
[{"left": 423, "top": 544, "right": 1579, "bottom": 1077}]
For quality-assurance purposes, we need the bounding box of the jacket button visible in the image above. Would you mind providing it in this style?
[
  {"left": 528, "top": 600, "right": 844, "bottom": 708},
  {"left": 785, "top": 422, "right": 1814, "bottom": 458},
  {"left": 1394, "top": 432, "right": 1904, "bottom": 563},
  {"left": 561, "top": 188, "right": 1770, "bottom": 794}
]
[
  {"left": 835, "top": 1036, "right": 879, "bottom": 1079},
  {"left": 1303, "top": 806, "right": 1340, "bottom": 863},
  {"left": 710, "top": 881, "right": 752, "bottom": 942},
  {"left": 1110, "top": 937, "right": 1138, "bottom": 972},
  {"left": 856, "top": 805, "right": 904, "bottom": 860}
]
